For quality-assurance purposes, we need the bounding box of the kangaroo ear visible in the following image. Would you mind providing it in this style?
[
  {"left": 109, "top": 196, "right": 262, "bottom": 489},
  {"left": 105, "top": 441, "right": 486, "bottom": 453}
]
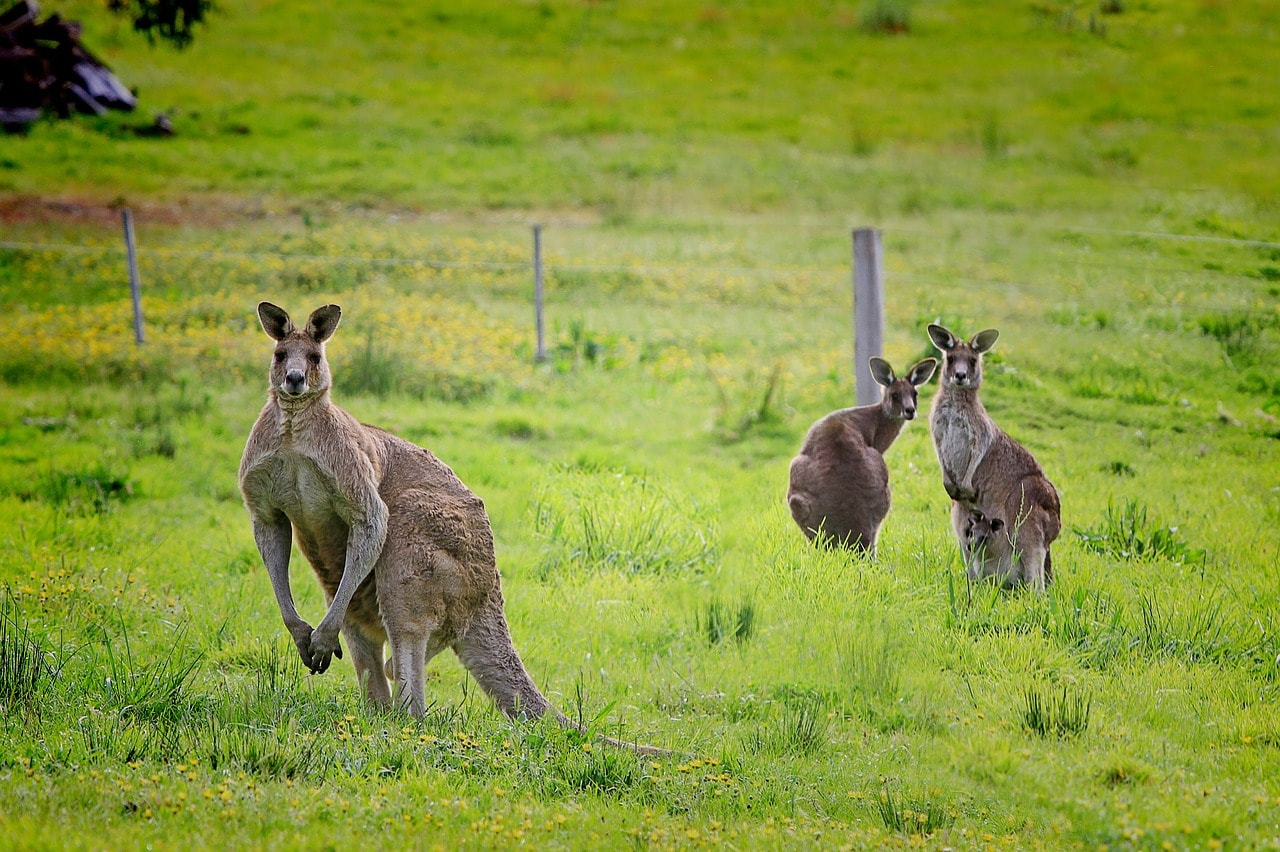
[
  {"left": 258, "top": 302, "right": 294, "bottom": 341},
  {"left": 971, "top": 329, "right": 999, "bottom": 353},
  {"left": 305, "top": 305, "right": 342, "bottom": 343},
  {"left": 990, "top": 517, "right": 1005, "bottom": 531},
  {"left": 927, "top": 324, "right": 957, "bottom": 352},
  {"left": 907, "top": 358, "right": 938, "bottom": 386},
  {"left": 868, "top": 357, "right": 895, "bottom": 387}
]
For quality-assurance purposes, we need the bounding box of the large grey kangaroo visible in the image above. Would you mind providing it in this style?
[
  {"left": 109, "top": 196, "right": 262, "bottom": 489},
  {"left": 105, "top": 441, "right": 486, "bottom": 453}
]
[
  {"left": 927, "top": 324, "right": 1060, "bottom": 589},
  {"left": 787, "top": 357, "right": 937, "bottom": 553},
  {"left": 238, "top": 302, "right": 667, "bottom": 754}
]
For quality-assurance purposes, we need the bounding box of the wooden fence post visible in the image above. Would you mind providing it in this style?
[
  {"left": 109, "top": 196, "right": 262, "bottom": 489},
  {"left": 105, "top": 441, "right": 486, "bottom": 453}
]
[
  {"left": 533, "top": 223, "right": 547, "bottom": 362},
  {"left": 122, "top": 208, "right": 145, "bottom": 344},
  {"left": 852, "top": 227, "right": 884, "bottom": 406}
]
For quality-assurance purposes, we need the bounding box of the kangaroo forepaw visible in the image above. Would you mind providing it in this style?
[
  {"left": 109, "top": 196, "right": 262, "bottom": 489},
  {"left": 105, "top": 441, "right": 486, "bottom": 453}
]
[
  {"left": 287, "top": 619, "right": 314, "bottom": 661},
  {"left": 295, "top": 625, "right": 343, "bottom": 674}
]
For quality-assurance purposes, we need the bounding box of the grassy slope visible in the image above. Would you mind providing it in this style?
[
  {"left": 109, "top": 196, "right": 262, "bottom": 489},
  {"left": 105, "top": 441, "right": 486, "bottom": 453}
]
[
  {"left": 2, "top": 0, "right": 1279, "bottom": 849},
  {"left": 7, "top": 0, "right": 1279, "bottom": 225}
]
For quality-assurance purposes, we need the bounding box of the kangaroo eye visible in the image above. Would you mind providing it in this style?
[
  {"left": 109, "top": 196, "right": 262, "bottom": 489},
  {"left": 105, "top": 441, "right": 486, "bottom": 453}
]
[
  {"left": 307, "top": 352, "right": 321, "bottom": 365},
  {"left": 273, "top": 350, "right": 286, "bottom": 362}
]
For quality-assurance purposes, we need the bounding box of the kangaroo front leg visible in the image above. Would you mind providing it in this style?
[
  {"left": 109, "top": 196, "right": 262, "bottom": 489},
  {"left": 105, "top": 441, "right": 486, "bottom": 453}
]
[
  {"left": 251, "top": 513, "right": 318, "bottom": 664},
  {"left": 954, "top": 441, "right": 991, "bottom": 504},
  {"left": 307, "top": 496, "right": 389, "bottom": 674}
]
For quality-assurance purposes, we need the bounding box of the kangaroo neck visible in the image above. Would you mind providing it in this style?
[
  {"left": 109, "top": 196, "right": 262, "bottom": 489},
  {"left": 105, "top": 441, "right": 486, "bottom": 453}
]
[
  {"left": 942, "top": 383, "right": 984, "bottom": 412},
  {"left": 271, "top": 390, "right": 332, "bottom": 440},
  {"left": 868, "top": 413, "right": 905, "bottom": 454}
]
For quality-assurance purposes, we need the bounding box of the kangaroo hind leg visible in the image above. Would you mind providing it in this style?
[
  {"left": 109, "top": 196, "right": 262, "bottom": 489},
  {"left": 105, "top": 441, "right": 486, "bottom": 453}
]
[
  {"left": 342, "top": 625, "right": 392, "bottom": 709},
  {"left": 375, "top": 531, "right": 450, "bottom": 718},
  {"left": 385, "top": 626, "right": 448, "bottom": 718},
  {"left": 453, "top": 593, "right": 552, "bottom": 721}
]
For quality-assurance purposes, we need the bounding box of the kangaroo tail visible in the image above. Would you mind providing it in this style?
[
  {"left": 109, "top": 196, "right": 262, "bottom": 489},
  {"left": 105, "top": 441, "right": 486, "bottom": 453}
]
[
  {"left": 1044, "top": 547, "right": 1054, "bottom": 584},
  {"left": 455, "top": 591, "right": 676, "bottom": 758},
  {"left": 550, "top": 710, "right": 678, "bottom": 758}
]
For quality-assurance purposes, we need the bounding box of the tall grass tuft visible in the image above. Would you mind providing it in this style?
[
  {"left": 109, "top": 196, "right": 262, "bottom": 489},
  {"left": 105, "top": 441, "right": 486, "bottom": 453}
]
[
  {"left": 838, "top": 631, "right": 908, "bottom": 730},
  {"left": 876, "top": 784, "right": 955, "bottom": 835},
  {"left": 1046, "top": 586, "right": 1128, "bottom": 669},
  {"left": 1022, "top": 685, "right": 1092, "bottom": 738},
  {"left": 980, "top": 113, "right": 1009, "bottom": 159},
  {"left": 100, "top": 624, "right": 207, "bottom": 724},
  {"left": 1198, "top": 309, "right": 1279, "bottom": 367},
  {"left": 698, "top": 597, "right": 756, "bottom": 646},
  {"left": 1131, "top": 592, "right": 1241, "bottom": 666},
  {"left": 861, "top": 0, "right": 911, "bottom": 34},
  {"left": 205, "top": 718, "right": 332, "bottom": 781},
  {"left": 708, "top": 364, "right": 786, "bottom": 443},
  {"left": 1072, "top": 499, "right": 1205, "bottom": 564},
  {"left": 552, "top": 319, "right": 623, "bottom": 372},
  {"left": 533, "top": 469, "right": 717, "bottom": 577},
  {"left": 0, "top": 604, "right": 49, "bottom": 716},
  {"left": 22, "top": 463, "right": 134, "bottom": 515},
  {"left": 744, "top": 696, "right": 830, "bottom": 757},
  {"left": 339, "top": 325, "right": 399, "bottom": 398},
  {"left": 562, "top": 747, "right": 643, "bottom": 795}
]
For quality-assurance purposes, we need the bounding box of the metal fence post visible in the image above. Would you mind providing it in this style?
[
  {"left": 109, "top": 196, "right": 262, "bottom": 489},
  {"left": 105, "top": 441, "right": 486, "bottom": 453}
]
[
  {"left": 122, "top": 208, "right": 145, "bottom": 344},
  {"left": 533, "top": 223, "right": 546, "bottom": 362},
  {"left": 853, "top": 227, "right": 884, "bottom": 405}
]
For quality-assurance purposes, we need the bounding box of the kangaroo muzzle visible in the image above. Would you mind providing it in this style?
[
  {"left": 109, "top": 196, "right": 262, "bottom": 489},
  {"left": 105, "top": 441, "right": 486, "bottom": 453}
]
[{"left": 283, "top": 369, "right": 307, "bottom": 395}]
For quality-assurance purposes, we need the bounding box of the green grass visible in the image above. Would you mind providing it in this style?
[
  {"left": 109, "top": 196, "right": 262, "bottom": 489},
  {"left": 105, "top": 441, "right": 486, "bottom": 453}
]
[
  {"left": 7, "top": 0, "right": 1280, "bottom": 227},
  {"left": 2, "top": 0, "right": 1279, "bottom": 848}
]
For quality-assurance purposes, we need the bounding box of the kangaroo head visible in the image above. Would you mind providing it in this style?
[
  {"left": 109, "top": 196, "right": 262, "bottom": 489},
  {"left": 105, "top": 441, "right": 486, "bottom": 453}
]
[
  {"left": 869, "top": 356, "right": 938, "bottom": 421},
  {"left": 964, "top": 509, "right": 1005, "bottom": 548},
  {"left": 927, "top": 323, "right": 998, "bottom": 390},
  {"left": 257, "top": 302, "right": 342, "bottom": 401}
]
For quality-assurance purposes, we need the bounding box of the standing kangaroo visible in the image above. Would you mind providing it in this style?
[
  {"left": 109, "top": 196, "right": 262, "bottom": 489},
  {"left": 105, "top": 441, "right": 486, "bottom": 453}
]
[
  {"left": 787, "top": 357, "right": 937, "bottom": 552},
  {"left": 927, "top": 324, "right": 1060, "bottom": 589},
  {"left": 238, "top": 302, "right": 667, "bottom": 754}
]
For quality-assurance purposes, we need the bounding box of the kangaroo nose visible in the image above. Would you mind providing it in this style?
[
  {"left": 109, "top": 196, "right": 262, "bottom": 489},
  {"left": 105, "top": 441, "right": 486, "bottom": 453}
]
[
  {"left": 284, "top": 369, "right": 306, "bottom": 393},
  {"left": 903, "top": 407, "right": 916, "bottom": 420},
  {"left": 953, "top": 370, "right": 967, "bottom": 383}
]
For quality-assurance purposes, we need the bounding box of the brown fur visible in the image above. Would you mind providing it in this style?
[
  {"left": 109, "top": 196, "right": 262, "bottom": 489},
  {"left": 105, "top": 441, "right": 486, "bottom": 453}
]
[
  {"left": 238, "top": 302, "right": 668, "bottom": 755},
  {"left": 786, "top": 357, "right": 936, "bottom": 553},
  {"left": 928, "top": 324, "right": 1060, "bottom": 590}
]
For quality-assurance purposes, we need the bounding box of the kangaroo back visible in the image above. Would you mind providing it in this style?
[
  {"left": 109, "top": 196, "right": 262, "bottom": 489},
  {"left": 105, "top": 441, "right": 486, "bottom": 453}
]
[{"left": 786, "top": 357, "right": 936, "bottom": 552}]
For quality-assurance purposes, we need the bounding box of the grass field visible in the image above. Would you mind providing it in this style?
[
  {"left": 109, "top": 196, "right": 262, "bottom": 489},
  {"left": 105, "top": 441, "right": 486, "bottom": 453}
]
[{"left": 2, "top": 0, "right": 1279, "bottom": 849}]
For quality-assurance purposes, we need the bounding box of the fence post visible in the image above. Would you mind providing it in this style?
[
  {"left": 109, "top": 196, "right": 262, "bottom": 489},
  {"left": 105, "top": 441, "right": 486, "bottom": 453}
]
[
  {"left": 852, "top": 227, "right": 884, "bottom": 406},
  {"left": 532, "top": 223, "right": 547, "bottom": 362},
  {"left": 122, "top": 208, "right": 145, "bottom": 344}
]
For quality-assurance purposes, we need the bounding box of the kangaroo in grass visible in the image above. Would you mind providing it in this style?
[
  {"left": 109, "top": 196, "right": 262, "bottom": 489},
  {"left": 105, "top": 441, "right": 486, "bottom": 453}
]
[
  {"left": 954, "top": 504, "right": 1014, "bottom": 585},
  {"left": 786, "top": 357, "right": 937, "bottom": 553},
  {"left": 928, "top": 323, "right": 1060, "bottom": 589},
  {"left": 238, "top": 303, "right": 668, "bottom": 755}
]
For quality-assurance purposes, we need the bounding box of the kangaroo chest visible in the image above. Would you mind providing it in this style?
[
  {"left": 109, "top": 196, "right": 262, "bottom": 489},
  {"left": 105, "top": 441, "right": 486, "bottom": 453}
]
[
  {"left": 931, "top": 397, "right": 990, "bottom": 477},
  {"left": 256, "top": 450, "right": 351, "bottom": 538}
]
